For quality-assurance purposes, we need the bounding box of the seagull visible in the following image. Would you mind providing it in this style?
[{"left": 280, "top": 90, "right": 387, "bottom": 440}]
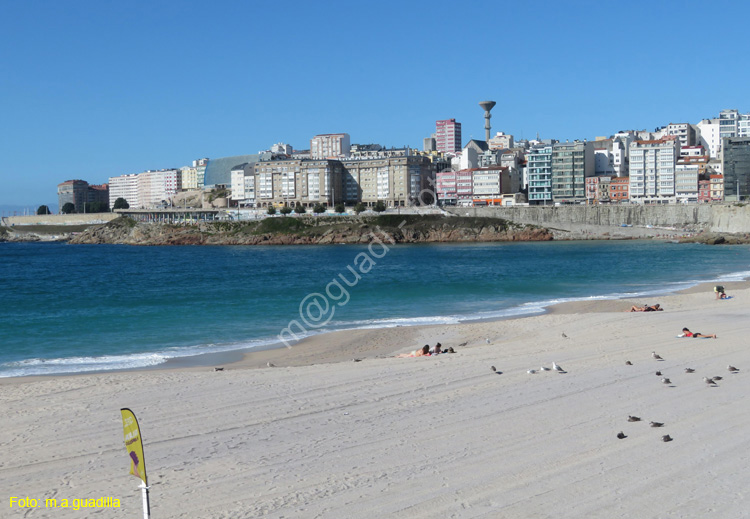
[
  {"left": 490, "top": 365, "right": 496, "bottom": 372},
  {"left": 703, "top": 377, "right": 717, "bottom": 385},
  {"left": 541, "top": 366, "right": 551, "bottom": 371},
  {"left": 662, "top": 435, "right": 673, "bottom": 442},
  {"left": 652, "top": 352, "right": 664, "bottom": 361},
  {"left": 625, "top": 361, "right": 633, "bottom": 365},
  {"left": 662, "top": 377, "right": 672, "bottom": 385},
  {"left": 628, "top": 415, "right": 641, "bottom": 422},
  {"left": 527, "top": 369, "right": 537, "bottom": 374},
  {"left": 561, "top": 332, "right": 568, "bottom": 339},
  {"left": 213, "top": 367, "right": 225, "bottom": 371},
  {"left": 267, "top": 362, "right": 275, "bottom": 368},
  {"left": 684, "top": 368, "right": 695, "bottom": 373},
  {"left": 650, "top": 421, "right": 665, "bottom": 428},
  {"left": 617, "top": 431, "right": 627, "bottom": 439},
  {"left": 552, "top": 362, "right": 565, "bottom": 372},
  {"left": 486, "top": 338, "right": 491, "bottom": 344},
  {"left": 655, "top": 371, "right": 662, "bottom": 376},
  {"left": 728, "top": 365, "right": 740, "bottom": 372}
]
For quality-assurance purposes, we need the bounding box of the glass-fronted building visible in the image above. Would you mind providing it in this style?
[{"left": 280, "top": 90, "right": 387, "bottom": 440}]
[{"left": 722, "top": 137, "right": 750, "bottom": 201}]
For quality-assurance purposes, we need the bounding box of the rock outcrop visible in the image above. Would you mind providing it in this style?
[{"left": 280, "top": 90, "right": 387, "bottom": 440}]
[{"left": 70, "top": 215, "right": 554, "bottom": 246}]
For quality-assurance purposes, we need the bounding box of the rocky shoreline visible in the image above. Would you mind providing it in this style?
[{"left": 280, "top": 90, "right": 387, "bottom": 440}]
[
  {"left": 4, "top": 214, "right": 750, "bottom": 245},
  {"left": 67, "top": 215, "right": 554, "bottom": 245}
]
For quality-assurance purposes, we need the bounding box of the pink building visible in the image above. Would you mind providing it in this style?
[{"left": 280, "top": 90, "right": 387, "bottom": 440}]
[
  {"left": 435, "top": 119, "right": 462, "bottom": 154},
  {"left": 436, "top": 171, "right": 457, "bottom": 204}
]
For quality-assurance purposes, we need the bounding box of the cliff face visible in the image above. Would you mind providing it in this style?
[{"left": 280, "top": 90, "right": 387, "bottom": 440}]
[{"left": 69, "top": 215, "right": 553, "bottom": 246}]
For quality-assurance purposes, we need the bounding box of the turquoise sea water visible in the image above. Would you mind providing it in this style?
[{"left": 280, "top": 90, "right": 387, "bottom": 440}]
[{"left": 1, "top": 240, "right": 749, "bottom": 377}]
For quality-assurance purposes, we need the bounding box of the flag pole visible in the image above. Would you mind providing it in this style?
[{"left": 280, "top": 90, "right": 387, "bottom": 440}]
[{"left": 140, "top": 481, "right": 151, "bottom": 519}]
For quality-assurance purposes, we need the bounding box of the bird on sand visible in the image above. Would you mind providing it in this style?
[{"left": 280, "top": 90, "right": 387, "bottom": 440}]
[
  {"left": 625, "top": 361, "right": 633, "bottom": 365},
  {"left": 552, "top": 362, "right": 565, "bottom": 373},
  {"left": 728, "top": 365, "right": 740, "bottom": 372},
  {"left": 652, "top": 352, "right": 664, "bottom": 361},
  {"left": 650, "top": 421, "right": 665, "bottom": 428},
  {"left": 267, "top": 362, "right": 275, "bottom": 367},
  {"left": 703, "top": 377, "right": 717, "bottom": 385},
  {"left": 490, "top": 366, "right": 496, "bottom": 372},
  {"left": 662, "top": 435, "right": 673, "bottom": 442},
  {"left": 561, "top": 332, "right": 568, "bottom": 339},
  {"left": 617, "top": 431, "right": 627, "bottom": 439},
  {"left": 684, "top": 368, "right": 695, "bottom": 373},
  {"left": 486, "top": 338, "right": 491, "bottom": 344},
  {"left": 713, "top": 375, "right": 723, "bottom": 381},
  {"left": 655, "top": 371, "right": 662, "bottom": 376},
  {"left": 541, "top": 366, "right": 551, "bottom": 371},
  {"left": 628, "top": 415, "right": 641, "bottom": 422},
  {"left": 662, "top": 377, "right": 672, "bottom": 385},
  {"left": 527, "top": 369, "right": 537, "bottom": 374}
]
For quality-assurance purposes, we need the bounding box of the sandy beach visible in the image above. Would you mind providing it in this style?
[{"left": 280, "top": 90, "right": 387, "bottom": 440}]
[{"left": 2, "top": 281, "right": 749, "bottom": 518}]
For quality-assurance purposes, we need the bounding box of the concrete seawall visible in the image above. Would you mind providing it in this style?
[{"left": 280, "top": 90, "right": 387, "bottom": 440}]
[
  {"left": 446, "top": 205, "right": 750, "bottom": 234},
  {"left": 1, "top": 213, "right": 119, "bottom": 226}
]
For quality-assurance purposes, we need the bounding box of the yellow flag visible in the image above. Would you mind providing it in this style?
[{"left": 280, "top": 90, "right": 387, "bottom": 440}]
[{"left": 120, "top": 408, "right": 148, "bottom": 485}]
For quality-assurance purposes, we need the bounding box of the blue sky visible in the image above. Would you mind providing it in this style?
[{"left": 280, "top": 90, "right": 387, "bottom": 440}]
[{"left": 1, "top": 0, "right": 748, "bottom": 209}]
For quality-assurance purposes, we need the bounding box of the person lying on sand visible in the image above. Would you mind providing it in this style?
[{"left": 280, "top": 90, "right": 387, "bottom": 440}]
[
  {"left": 630, "top": 304, "right": 663, "bottom": 312},
  {"left": 397, "top": 345, "right": 431, "bottom": 358},
  {"left": 430, "top": 343, "right": 442, "bottom": 355},
  {"left": 678, "top": 327, "right": 717, "bottom": 339}
]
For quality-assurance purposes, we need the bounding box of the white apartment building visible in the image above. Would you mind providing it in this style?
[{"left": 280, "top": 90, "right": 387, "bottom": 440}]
[
  {"left": 696, "top": 119, "right": 721, "bottom": 158},
  {"left": 675, "top": 162, "right": 700, "bottom": 203},
  {"left": 472, "top": 167, "right": 510, "bottom": 199},
  {"left": 138, "top": 169, "right": 181, "bottom": 208},
  {"left": 680, "top": 145, "right": 705, "bottom": 157},
  {"left": 270, "top": 143, "right": 293, "bottom": 155},
  {"left": 108, "top": 174, "right": 139, "bottom": 209},
  {"left": 739, "top": 113, "right": 750, "bottom": 137},
  {"left": 719, "top": 109, "right": 739, "bottom": 139},
  {"left": 310, "top": 133, "right": 350, "bottom": 159},
  {"left": 594, "top": 139, "right": 625, "bottom": 177},
  {"left": 488, "top": 132, "right": 514, "bottom": 151},
  {"left": 109, "top": 170, "right": 181, "bottom": 209},
  {"left": 629, "top": 137, "right": 679, "bottom": 203},
  {"left": 666, "top": 123, "right": 696, "bottom": 148},
  {"left": 230, "top": 164, "right": 255, "bottom": 205}
]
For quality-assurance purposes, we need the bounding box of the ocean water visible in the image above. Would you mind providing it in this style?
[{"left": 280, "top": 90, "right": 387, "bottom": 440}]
[{"left": 1, "top": 240, "right": 749, "bottom": 377}]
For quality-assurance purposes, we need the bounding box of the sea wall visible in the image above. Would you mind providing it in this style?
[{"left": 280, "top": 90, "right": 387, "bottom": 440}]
[
  {"left": 446, "top": 204, "right": 750, "bottom": 234},
  {"left": 2, "top": 213, "right": 119, "bottom": 226}
]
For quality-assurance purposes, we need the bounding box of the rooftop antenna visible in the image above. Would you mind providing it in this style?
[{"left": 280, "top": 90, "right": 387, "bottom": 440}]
[{"left": 479, "top": 100, "right": 496, "bottom": 142}]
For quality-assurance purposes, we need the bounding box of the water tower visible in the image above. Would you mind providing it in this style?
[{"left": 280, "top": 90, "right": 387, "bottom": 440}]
[{"left": 479, "top": 100, "right": 496, "bottom": 142}]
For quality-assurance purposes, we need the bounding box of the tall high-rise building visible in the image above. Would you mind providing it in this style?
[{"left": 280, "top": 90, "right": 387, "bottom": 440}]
[
  {"left": 310, "top": 134, "right": 350, "bottom": 159},
  {"left": 435, "top": 119, "right": 462, "bottom": 154},
  {"left": 629, "top": 137, "right": 679, "bottom": 203},
  {"left": 551, "top": 141, "right": 594, "bottom": 203},
  {"left": 527, "top": 145, "right": 553, "bottom": 205}
]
